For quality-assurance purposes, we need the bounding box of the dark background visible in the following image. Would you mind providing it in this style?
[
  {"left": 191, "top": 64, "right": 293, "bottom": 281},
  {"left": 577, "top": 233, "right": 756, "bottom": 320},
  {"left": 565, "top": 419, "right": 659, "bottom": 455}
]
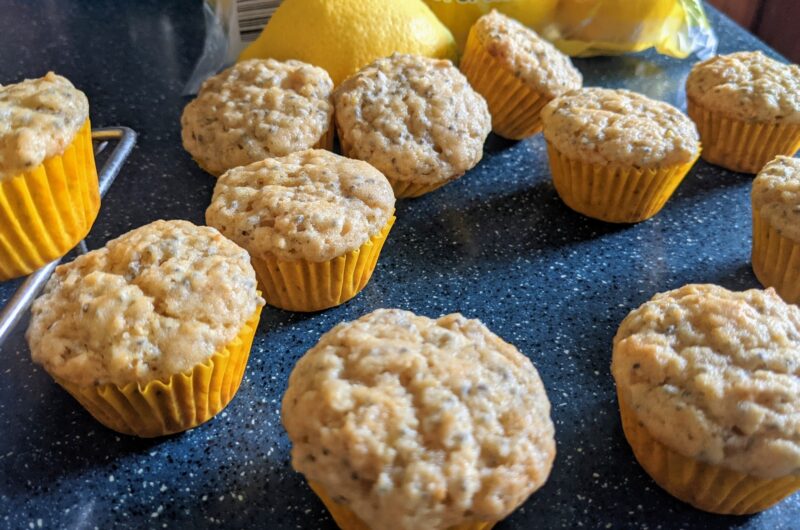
[{"left": 710, "top": 0, "right": 800, "bottom": 62}]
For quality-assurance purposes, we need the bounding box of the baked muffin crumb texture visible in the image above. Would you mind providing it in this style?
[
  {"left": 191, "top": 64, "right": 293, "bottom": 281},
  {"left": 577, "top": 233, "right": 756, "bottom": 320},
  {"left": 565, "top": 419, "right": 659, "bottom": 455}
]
[
  {"left": 542, "top": 87, "right": 700, "bottom": 168},
  {"left": 283, "top": 308, "right": 555, "bottom": 530},
  {"left": 181, "top": 58, "right": 334, "bottom": 175},
  {"left": 0, "top": 72, "right": 89, "bottom": 180},
  {"left": 612, "top": 284, "right": 800, "bottom": 479},
  {"left": 752, "top": 156, "right": 800, "bottom": 242},
  {"left": 206, "top": 149, "right": 395, "bottom": 262},
  {"left": 27, "top": 220, "right": 263, "bottom": 387},
  {"left": 334, "top": 53, "right": 491, "bottom": 186},
  {"left": 473, "top": 10, "right": 582, "bottom": 98},
  {"left": 687, "top": 51, "right": 800, "bottom": 123}
]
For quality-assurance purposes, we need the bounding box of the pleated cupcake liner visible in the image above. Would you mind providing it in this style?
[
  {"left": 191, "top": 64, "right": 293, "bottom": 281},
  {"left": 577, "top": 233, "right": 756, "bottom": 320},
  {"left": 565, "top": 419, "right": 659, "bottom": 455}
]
[
  {"left": 460, "top": 27, "right": 551, "bottom": 140},
  {"left": 546, "top": 143, "right": 698, "bottom": 223},
  {"left": 0, "top": 119, "right": 100, "bottom": 280},
  {"left": 619, "top": 392, "right": 800, "bottom": 514},
  {"left": 688, "top": 98, "right": 800, "bottom": 174},
  {"left": 752, "top": 208, "right": 800, "bottom": 304},
  {"left": 387, "top": 178, "right": 456, "bottom": 199},
  {"left": 252, "top": 217, "right": 395, "bottom": 312},
  {"left": 308, "top": 481, "right": 496, "bottom": 530},
  {"left": 54, "top": 304, "right": 263, "bottom": 438}
]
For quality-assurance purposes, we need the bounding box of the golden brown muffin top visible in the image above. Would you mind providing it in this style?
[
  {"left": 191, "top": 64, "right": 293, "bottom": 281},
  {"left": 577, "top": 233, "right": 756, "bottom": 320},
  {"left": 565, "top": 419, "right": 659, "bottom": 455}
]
[
  {"left": 334, "top": 53, "right": 491, "bottom": 186},
  {"left": 27, "top": 220, "right": 263, "bottom": 387},
  {"left": 687, "top": 51, "right": 800, "bottom": 123},
  {"left": 752, "top": 156, "right": 800, "bottom": 242},
  {"left": 206, "top": 149, "right": 395, "bottom": 262},
  {"left": 541, "top": 87, "right": 700, "bottom": 168},
  {"left": 472, "top": 10, "right": 582, "bottom": 98},
  {"left": 181, "top": 58, "right": 334, "bottom": 176},
  {"left": 612, "top": 284, "right": 800, "bottom": 479},
  {"left": 283, "top": 309, "right": 555, "bottom": 530},
  {"left": 0, "top": 72, "right": 89, "bottom": 181}
]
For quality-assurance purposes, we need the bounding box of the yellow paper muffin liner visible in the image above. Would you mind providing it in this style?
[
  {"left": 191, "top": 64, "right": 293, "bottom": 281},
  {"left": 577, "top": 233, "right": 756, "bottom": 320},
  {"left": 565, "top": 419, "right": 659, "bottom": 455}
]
[
  {"left": 308, "top": 481, "right": 496, "bottom": 530},
  {"left": 388, "top": 178, "right": 455, "bottom": 199},
  {"left": 546, "top": 143, "right": 698, "bottom": 223},
  {"left": 0, "top": 119, "right": 100, "bottom": 281},
  {"left": 619, "top": 393, "right": 800, "bottom": 514},
  {"left": 459, "top": 27, "right": 551, "bottom": 140},
  {"left": 752, "top": 207, "right": 800, "bottom": 304},
  {"left": 252, "top": 217, "right": 395, "bottom": 312},
  {"left": 53, "top": 304, "right": 263, "bottom": 438},
  {"left": 688, "top": 98, "right": 800, "bottom": 174}
]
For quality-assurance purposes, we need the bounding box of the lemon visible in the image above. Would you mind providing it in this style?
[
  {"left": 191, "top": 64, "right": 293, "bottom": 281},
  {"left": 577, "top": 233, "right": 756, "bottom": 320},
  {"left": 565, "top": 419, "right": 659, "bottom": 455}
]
[
  {"left": 239, "top": 0, "right": 457, "bottom": 85},
  {"left": 423, "top": 0, "right": 559, "bottom": 52}
]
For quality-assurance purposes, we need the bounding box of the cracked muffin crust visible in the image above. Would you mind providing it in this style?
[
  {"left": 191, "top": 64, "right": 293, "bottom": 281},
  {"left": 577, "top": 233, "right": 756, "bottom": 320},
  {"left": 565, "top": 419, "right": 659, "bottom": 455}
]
[
  {"left": 752, "top": 156, "right": 800, "bottom": 242},
  {"left": 27, "top": 220, "right": 263, "bottom": 387},
  {"left": 333, "top": 53, "right": 491, "bottom": 188},
  {"left": 206, "top": 149, "right": 395, "bottom": 262},
  {"left": 471, "top": 10, "right": 582, "bottom": 98},
  {"left": 181, "top": 58, "right": 334, "bottom": 176},
  {"left": 541, "top": 87, "right": 700, "bottom": 168},
  {"left": 612, "top": 284, "right": 800, "bottom": 479},
  {"left": 0, "top": 72, "right": 89, "bottom": 180},
  {"left": 283, "top": 308, "right": 555, "bottom": 530},
  {"left": 687, "top": 51, "right": 800, "bottom": 124}
]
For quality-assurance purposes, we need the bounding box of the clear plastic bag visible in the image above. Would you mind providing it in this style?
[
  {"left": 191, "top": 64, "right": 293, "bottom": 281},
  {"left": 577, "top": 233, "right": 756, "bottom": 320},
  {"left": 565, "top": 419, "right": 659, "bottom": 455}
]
[{"left": 184, "top": 0, "right": 281, "bottom": 94}]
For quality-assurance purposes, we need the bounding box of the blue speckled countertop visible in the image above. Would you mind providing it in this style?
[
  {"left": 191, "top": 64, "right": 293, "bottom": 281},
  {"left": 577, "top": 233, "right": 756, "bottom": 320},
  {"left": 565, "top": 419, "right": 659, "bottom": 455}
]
[{"left": 0, "top": 2, "right": 797, "bottom": 529}]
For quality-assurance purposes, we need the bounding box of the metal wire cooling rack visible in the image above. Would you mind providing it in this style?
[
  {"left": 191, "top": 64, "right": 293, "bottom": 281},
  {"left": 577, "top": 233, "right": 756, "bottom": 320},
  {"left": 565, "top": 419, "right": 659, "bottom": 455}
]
[{"left": 0, "top": 127, "right": 137, "bottom": 344}]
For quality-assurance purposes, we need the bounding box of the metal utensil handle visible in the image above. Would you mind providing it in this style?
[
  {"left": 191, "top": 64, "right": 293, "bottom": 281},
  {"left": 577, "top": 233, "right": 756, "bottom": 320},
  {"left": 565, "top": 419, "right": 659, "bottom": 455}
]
[{"left": 0, "top": 127, "right": 137, "bottom": 346}]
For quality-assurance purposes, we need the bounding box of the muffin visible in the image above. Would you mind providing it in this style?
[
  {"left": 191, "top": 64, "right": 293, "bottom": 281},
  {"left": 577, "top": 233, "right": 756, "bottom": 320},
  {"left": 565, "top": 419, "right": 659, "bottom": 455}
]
[
  {"left": 752, "top": 156, "right": 800, "bottom": 304},
  {"left": 612, "top": 284, "right": 800, "bottom": 514},
  {"left": 459, "top": 10, "right": 582, "bottom": 140},
  {"left": 0, "top": 72, "right": 99, "bottom": 281},
  {"left": 283, "top": 309, "right": 556, "bottom": 530},
  {"left": 541, "top": 87, "right": 701, "bottom": 223},
  {"left": 26, "top": 220, "right": 264, "bottom": 437},
  {"left": 181, "top": 58, "right": 334, "bottom": 176},
  {"left": 333, "top": 53, "right": 491, "bottom": 198},
  {"left": 206, "top": 149, "right": 395, "bottom": 312},
  {"left": 686, "top": 51, "right": 800, "bottom": 174}
]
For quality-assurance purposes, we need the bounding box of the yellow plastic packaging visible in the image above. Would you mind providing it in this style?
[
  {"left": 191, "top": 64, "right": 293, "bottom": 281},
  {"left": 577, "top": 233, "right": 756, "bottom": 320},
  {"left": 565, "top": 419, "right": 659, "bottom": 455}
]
[
  {"left": 619, "top": 393, "right": 800, "bottom": 514},
  {"left": 0, "top": 120, "right": 100, "bottom": 281},
  {"left": 424, "top": 0, "right": 716, "bottom": 59},
  {"left": 54, "top": 305, "right": 263, "bottom": 438},
  {"left": 752, "top": 207, "right": 800, "bottom": 305},
  {"left": 252, "top": 217, "right": 395, "bottom": 312},
  {"left": 308, "top": 481, "right": 496, "bottom": 530},
  {"left": 424, "top": 0, "right": 559, "bottom": 53}
]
